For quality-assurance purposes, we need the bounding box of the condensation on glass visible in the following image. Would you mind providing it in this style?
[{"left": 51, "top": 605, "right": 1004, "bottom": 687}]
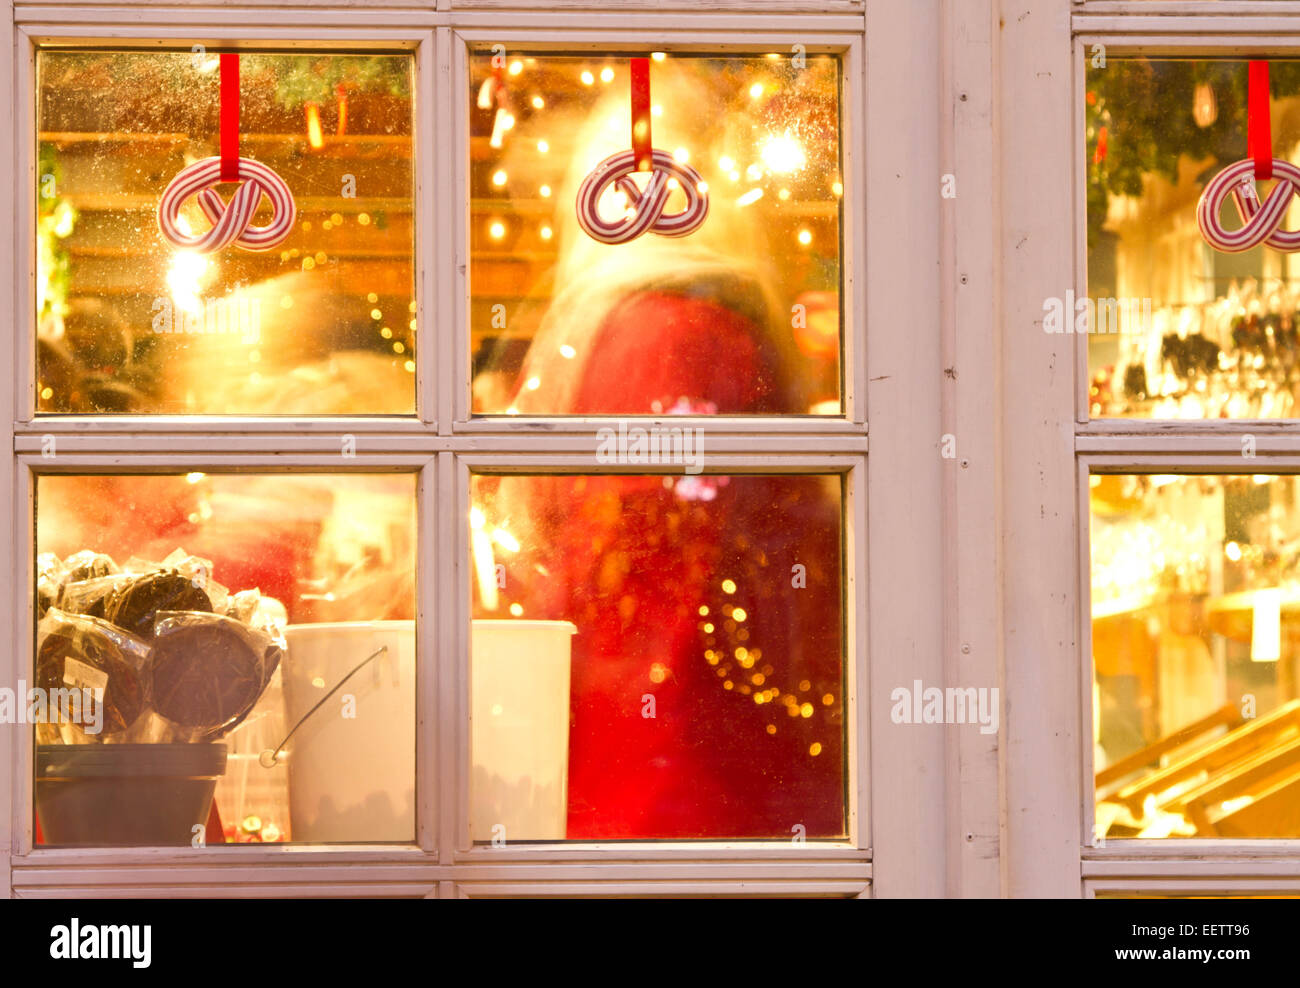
[
  {"left": 469, "top": 472, "right": 846, "bottom": 840},
  {"left": 469, "top": 52, "right": 844, "bottom": 417},
  {"left": 1085, "top": 57, "right": 1300, "bottom": 420},
  {"left": 1092, "top": 473, "right": 1300, "bottom": 839},
  {"left": 34, "top": 472, "right": 417, "bottom": 846},
  {"left": 36, "top": 50, "right": 415, "bottom": 415}
]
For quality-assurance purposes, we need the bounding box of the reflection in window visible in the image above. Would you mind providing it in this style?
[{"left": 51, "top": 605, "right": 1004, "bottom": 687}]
[
  {"left": 1087, "top": 59, "right": 1300, "bottom": 419},
  {"left": 36, "top": 51, "right": 415, "bottom": 415},
  {"left": 35, "top": 473, "right": 416, "bottom": 845},
  {"left": 470, "top": 473, "right": 845, "bottom": 840},
  {"left": 469, "top": 53, "right": 843, "bottom": 416},
  {"left": 1092, "top": 474, "right": 1300, "bottom": 838}
]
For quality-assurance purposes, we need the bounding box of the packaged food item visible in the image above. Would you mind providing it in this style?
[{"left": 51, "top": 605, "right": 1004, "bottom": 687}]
[
  {"left": 60, "top": 550, "right": 119, "bottom": 584},
  {"left": 56, "top": 574, "right": 134, "bottom": 620},
  {"left": 36, "top": 554, "right": 65, "bottom": 621},
  {"left": 35, "top": 608, "right": 151, "bottom": 740},
  {"left": 105, "top": 570, "right": 213, "bottom": 640},
  {"left": 150, "top": 612, "right": 270, "bottom": 740}
]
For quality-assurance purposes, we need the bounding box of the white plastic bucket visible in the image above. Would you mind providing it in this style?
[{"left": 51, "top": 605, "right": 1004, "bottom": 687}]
[
  {"left": 281, "top": 621, "right": 416, "bottom": 843},
  {"left": 280, "top": 619, "right": 575, "bottom": 844},
  {"left": 470, "top": 620, "right": 576, "bottom": 842}
]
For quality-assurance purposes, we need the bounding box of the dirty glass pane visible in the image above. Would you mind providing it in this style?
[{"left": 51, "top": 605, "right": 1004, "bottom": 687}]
[
  {"left": 34, "top": 472, "right": 416, "bottom": 846},
  {"left": 1092, "top": 472, "right": 1300, "bottom": 838},
  {"left": 469, "top": 52, "right": 843, "bottom": 417},
  {"left": 36, "top": 50, "right": 415, "bottom": 415},
  {"left": 469, "top": 471, "right": 845, "bottom": 840}
]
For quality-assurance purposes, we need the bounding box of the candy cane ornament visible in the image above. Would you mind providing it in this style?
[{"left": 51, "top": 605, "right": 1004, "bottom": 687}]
[
  {"left": 575, "top": 57, "right": 708, "bottom": 245},
  {"left": 1196, "top": 59, "right": 1300, "bottom": 254},
  {"left": 158, "top": 53, "right": 296, "bottom": 253}
]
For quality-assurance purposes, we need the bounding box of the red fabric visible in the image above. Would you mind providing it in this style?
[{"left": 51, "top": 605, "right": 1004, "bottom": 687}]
[
  {"left": 220, "top": 53, "right": 240, "bottom": 182},
  {"left": 630, "top": 58, "right": 652, "bottom": 173},
  {"left": 497, "top": 291, "right": 844, "bottom": 838},
  {"left": 1250, "top": 60, "right": 1272, "bottom": 180}
]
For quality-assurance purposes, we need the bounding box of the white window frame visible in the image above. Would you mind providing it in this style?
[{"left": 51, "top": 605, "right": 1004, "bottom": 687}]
[{"left": 0, "top": 0, "right": 974, "bottom": 900}]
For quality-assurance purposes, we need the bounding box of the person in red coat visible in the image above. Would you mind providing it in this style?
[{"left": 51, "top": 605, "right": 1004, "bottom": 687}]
[{"left": 475, "top": 70, "right": 845, "bottom": 835}]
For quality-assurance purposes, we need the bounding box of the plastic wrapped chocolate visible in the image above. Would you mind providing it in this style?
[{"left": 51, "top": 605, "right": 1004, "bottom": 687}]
[
  {"left": 60, "top": 550, "right": 119, "bottom": 585},
  {"left": 57, "top": 574, "right": 134, "bottom": 620},
  {"left": 150, "top": 612, "right": 271, "bottom": 740},
  {"left": 105, "top": 570, "right": 213, "bottom": 640},
  {"left": 35, "top": 608, "right": 151, "bottom": 740}
]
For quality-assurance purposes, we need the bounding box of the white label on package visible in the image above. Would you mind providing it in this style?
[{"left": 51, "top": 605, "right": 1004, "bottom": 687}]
[{"left": 62, "top": 656, "right": 108, "bottom": 693}]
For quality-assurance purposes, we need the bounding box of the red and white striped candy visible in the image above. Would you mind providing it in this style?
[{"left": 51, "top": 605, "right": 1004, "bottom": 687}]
[
  {"left": 158, "top": 157, "right": 296, "bottom": 253},
  {"left": 576, "top": 149, "right": 708, "bottom": 245},
  {"left": 1198, "top": 157, "right": 1300, "bottom": 253}
]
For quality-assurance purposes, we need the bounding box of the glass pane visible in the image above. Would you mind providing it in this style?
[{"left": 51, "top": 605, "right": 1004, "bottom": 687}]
[
  {"left": 469, "top": 472, "right": 846, "bottom": 840},
  {"left": 469, "top": 52, "right": 843, "bottom": 417},
  {"left": 37, "top": 50, "right": 416, "bottom": 415},
  {"left": 1086, "top": 58, "right": 1300, "bottom": 419},
  {"left": 1092, "top": 473, "right": 1300, "bottom": 839},
  {"left": 34, "top": 472, "right": 416, "bottom": 846}
]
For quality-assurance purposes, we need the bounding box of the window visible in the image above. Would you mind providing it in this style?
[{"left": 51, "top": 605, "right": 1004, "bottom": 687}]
[
  {"left": 1074, "top": 0, "right": 1300, "bottom": 898},
  {"left": 4, "top": 5, "right": 875, "bottom": 900}
]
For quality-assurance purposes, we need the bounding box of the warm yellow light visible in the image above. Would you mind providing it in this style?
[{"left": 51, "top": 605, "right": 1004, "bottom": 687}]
[
  {"left": 832, "top": 181, "right": 844, "bottom": 197},
  {"left": 746, "top": 164, "right": 762, "bottom": 181},
  {"left": 722, "top": 579, "right": 736, "bottom": 594},
  {"left": 736, "top": 188, "right": 763, "bottom": 207},
  {"left": 800, "top": 703, "right": 814, "bottom": 718},
  {"left": 489, "top": 221, "right": 506, "bottom": 240},
  {"left": 492, "top": 169, "right": 508, "bottom": 186},
  {"left": 508, "top": 60, "right": 523, "bottom": 76},
  {"left": 728, "top": 169, "right": 740, "bottom": 182},
  {"left": 305, "top": 102, "right": 324, "bottom": 149},
  {"left": 186, "top": 472, "right": 206, "bottom": 484},
  {"left": 509, "top": 602, "right": 523, "bottom": 617},
  {"left": 381, "top": 327, "right": 393, "bottom": 339},
  {"left": 370, "top": 308, "right": 383, "bottom": 320},
  {"left": 798, "top": 229, "right": 813, "bottom": 246},
  {"left": 539, "top": 184, "right": 552, "bottom": 198},
  {"left": 777, "top": 187, "right": 791, "bottom": 201},
  {"left": 703, "top": 623, "right": 714, "bottom": 634},
  {"left": 651, "top": 52, "right": 666, "bottom": 62},
  {"left": 470, "top": 506, "right": 486, "bottom": 529},
  {"left": 581, "top": 70, "right": 595, "bottom": 85},
  {"left": 749, "top": 83, "right": 764, "bottom": 99},
  {"left": 823, "top": 693, "right": 834, "bottom": 706},
  {"left": 540, "top": 225, "right": 553, "bottom": 241},
  {"left": 559, "top": 344, "right": 575, "bottom": 358},
  {"left": 600, "top": 67, "right": 614, "bottom": 83},
  {"left": 367, "top": 292, "right": 379, "bottom": 303},
  {"left": 673, "top": 147, "right": 690, "bottom": 163},
  {"left": 492, "top": 528, "right": 520, "bottom": 552},
  {"left": 531, "top": 95, "right": 545, "bottom": 109},
  {"left": 537, "top": 140, "right": 549, "bottom": 153},
  {"left": 525, "top": 376, "right": 541, "bottom": 391},
  {"left": 649, "top": 663, "right": 667, "bottom": 684},
  {"left": 760, "top": 132, "right": 808, "bottom": 175},
  {"left": 651, "top": 104, "right": 662, "bottom": 117},
  {"left": 732, "top": 608, "right": 747, "bottom": 622},
  {"left": 719, "top": 156, "right": 734, "bottom": 171},
  {"left": 1225, "top": 541, "right": 1243, "bottom": 562},
  {"left": 699, "top": 605, "right": 709, "bottom": 616},
  {"left": 809, "top": 742, "right": 822, "bottom": 756}
]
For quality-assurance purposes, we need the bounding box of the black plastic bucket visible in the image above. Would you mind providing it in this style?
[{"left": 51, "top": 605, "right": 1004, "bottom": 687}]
[{"left": 36, "top": 744, "right": 227, "bottom": 846}]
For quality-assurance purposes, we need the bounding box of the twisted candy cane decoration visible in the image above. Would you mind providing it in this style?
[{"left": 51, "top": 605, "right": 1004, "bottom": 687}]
[
  {"left": 157, "top": 53, "right": 296, "bottom": 254},
  {"left": 576, "top": 150, "right": 708, "bottom": 244},
  {"left": 159, "top": 157, "right": 296, "bottom": 252},
  {"left": 575, "top": 57, "right": 708, "bottom": 245},
  {"left": 1197, "top": 158, "right": 1300, "bottom": 253},
  {"left": 1197, "top": 60, "right": 1300, "bottom": 254}
]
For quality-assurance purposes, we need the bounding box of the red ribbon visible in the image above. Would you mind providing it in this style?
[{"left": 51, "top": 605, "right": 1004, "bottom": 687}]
[
  {"left": 1249, "top": 60, "right": 1272, "bottom": 181},
  {"left": 220, "top": 53, "right": 240, "bottom": 182},
  {"left": 630, "top": 57, "right": 651, "bottom": 173}
]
